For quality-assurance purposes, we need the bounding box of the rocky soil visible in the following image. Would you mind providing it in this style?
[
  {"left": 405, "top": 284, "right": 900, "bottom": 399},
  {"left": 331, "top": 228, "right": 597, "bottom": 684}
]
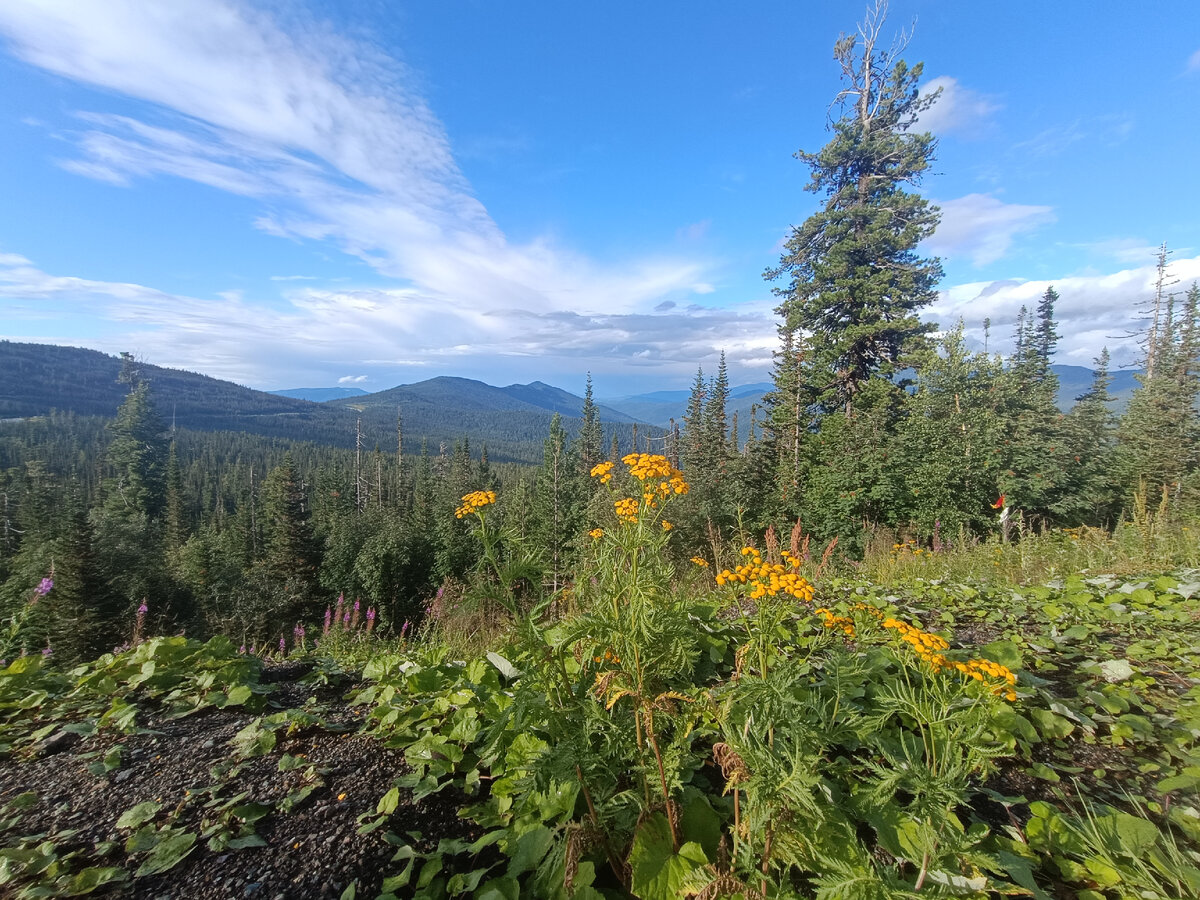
[{"left": 0, "top": 663, "right": 475, "bottom": 899}]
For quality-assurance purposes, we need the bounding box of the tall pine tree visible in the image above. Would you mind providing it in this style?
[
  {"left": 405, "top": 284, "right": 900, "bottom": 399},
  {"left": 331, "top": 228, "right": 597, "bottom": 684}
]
[{"left": 765, "top": 2, "right": 942, "bottom": 417}]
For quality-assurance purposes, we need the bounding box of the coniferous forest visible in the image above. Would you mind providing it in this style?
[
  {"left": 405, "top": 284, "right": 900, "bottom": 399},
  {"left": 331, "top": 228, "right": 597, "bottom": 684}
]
[{"left": 2, "top": 8, "right": 1200, "bottom": 900}]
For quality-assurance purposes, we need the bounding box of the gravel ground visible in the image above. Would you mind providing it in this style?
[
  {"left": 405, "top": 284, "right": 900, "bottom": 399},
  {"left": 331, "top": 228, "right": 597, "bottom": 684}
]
[{"left": 0, "top": 664, "right": 477, "bottom": 899}]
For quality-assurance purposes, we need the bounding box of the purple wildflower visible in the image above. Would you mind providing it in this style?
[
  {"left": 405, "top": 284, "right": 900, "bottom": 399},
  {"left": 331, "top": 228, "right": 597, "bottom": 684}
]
[
  {"left": 238, "top": 644, "right": 246, "bottom": 654},
  {"left": 137, "top": 602, "right": 148, "bottom": 616},
  {"left": 35, "top": 578, "right": 53, "bottom": 596},
  {"left": 366, "top": 607, "right": 376, "bottom": 633},
  {"left": 323, "top": 607, "right": 332, "bottom": 635},
  {"left": 400, "top": 620, "right": 410, "bottom": 641},
  {"left": 279, "top": 635, "right": 286, "bottom": 653},
  {"left": 42, "top": 645, "right": 52, "bottom": 657},
  {"left": 343, "top": 610, "right": 351, "bottom": 625}
]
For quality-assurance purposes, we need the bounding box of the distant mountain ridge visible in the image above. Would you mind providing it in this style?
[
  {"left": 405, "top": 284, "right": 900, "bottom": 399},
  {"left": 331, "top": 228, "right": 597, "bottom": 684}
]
[
  {"left": 601, "top": 368, "right": 1142, "bottom": 429},
  {"left": 271, "top": 387, "right": 368, "bottom": 402},
  {"left": 0, "top": 342, "right": 658, "bottom": 464}
]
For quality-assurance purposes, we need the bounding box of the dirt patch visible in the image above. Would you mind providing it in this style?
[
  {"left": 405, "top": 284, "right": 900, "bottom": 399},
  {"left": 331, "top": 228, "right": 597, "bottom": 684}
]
[{"left": 0, "top": 665, "right": 478, "bottom": 899}]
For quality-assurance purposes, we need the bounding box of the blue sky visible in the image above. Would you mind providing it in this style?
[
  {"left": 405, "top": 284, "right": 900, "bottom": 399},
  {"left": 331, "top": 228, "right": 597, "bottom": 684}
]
[{"left": 1, "top": 1, "right": 1198, "bottom": 397}]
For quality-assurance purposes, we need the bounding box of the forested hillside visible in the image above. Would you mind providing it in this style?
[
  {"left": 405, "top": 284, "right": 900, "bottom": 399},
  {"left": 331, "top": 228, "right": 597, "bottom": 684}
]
[{"left": 0, "top": 342, "right": 660, "bottom": 465}]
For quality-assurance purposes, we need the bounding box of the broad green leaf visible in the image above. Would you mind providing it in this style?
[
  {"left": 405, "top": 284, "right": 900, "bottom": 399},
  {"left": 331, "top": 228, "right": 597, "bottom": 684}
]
[
  {"left": 115, "top": 801, "right": 161, "bottom": 830},
  {"left": 135, "top": 830, "right": 196, "bottom": 877},
  {"left": 1029, "top": 708, "right": 1075, "bottom": 740},
  {"left": 475, "top": 875, "right": 520, "bottom": 900},
  {"left": 377, "top": 786, "right": 400, "bottom": 816},
  {"left": 1098, "top": 659, "right": 1134, "bottom": 682},
  {"left": 59, "top": 865, "right": 129, "bottom": 896},
  {"left": 225, "top": 684, "right": 253, "bottom": 706},
  {"left": 506, "top": 824, "right": 553, "bottom": 877},
  {"left": 226, "top": 834, "right": 268, "bottom": 850},
  {"left": 486, "top": 651, "right": 520, "bottom": 680},
  {"left": 628, "top": 813, "right": 708, "bottom": 900}
]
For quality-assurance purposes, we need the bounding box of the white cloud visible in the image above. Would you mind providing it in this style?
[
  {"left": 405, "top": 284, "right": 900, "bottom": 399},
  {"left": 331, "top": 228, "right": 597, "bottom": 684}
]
[
  {"left": 1188, "top": 48, "right": 1200, "bottom": 72},
  {"left": 0, "top": 0, "right": 713, "bottom": 319},
  {"left": 917, "top": 76, "right": 1000, "bottom": 137},
  {"left": 0, "top": 255, "right": 779, "bottom": 388},
  {"left": 338, "top": 375, "right": 368, "bottom": 384},
  {"left": 927, "top": 193, "right": 1055, "bottom": 266},
  {"left": 927, "top": 253, "right": 1200, "bottom": 368}
]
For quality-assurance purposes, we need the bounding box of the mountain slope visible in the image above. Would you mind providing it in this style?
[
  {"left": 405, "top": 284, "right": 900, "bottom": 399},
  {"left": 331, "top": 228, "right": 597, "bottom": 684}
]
[
  {"left": 271, "top": 387, "right": 369, "bottom": 402},
  {"left": 0, "top": 343, "right": 660, "bottom": 464}
]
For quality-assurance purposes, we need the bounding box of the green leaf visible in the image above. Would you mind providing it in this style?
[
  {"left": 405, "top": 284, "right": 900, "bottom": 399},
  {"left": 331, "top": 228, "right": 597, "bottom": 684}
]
[
  {"left": 628, "top": 813, "right": 708, "bottom": 900},
  {"left": 1093, "top": 811, "right": 1160, "bottom": 857},
  {"left": 1099, "top": 659, "right": 1135, "bottom": 682},
  {"left": 679, "top": 789, "right": 720, "bottom": 861},
  {"left": 226, "top": 834, "right": 268, "bottom": 850},
  {"left": 475, "top": 875, "right": 520, "bottom": 900},
  {"left": 1029, "top": 708, "right": 1075, "bottom": 740},
  {"left": 7, "top": 792, "right": 38, "bottom": 811},
  {"left": 135, "top": 830, "right": 197, "bottom": 876},
  {"left": 115, "top": 801, "right": 162, "bottom": 830},
  {"left": 339, "top": 881, "right": 357, "bottom": 900},
  {"left": 225, "top": 684, "right": 253, "bottom": 706},
  {"left": 979, "top": 640, "right": 1023, "bottom": 669},
  {"left": 377, "top": 786, "right": 400, "bottom": 816},
  {"left": 1158, "top": 774, "right": 1200, "bottom": 793},
  {"left": 486, "top": 651, "right": 520, "bottom": 680},
  {"left": 505, "top": 824, "right": 553, "bottom": 877},
  {"left": 59, "top": 865, "right": 129, "bottom": 896}
]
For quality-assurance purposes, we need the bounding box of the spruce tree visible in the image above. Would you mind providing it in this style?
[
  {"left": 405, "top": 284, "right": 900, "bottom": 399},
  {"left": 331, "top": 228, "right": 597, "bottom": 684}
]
[
  {"left": 1056, "top": 349, "right": 1118, "bottom": 524},
  {"left": 1115, "top": 282, "right": 1200, "bottom": 503},
  {"left": 681, "top": 366, "right": 707, "bottom": 474},
  {"left": 765, "top": 3, "right": 942, "bottom": 416},
  {"left": 260, "top": 452, "right": 319, "bottom": 598},
  {"left": 577, "top": 373, "right": 605, "bottom": 474},
  {"left": 104, "top": 380, "right": 167, "bottom": 519}
]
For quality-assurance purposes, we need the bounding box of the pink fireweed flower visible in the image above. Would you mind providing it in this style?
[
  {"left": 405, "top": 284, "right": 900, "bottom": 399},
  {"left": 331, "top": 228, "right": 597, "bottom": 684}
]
[
  {"left": 400, "top": 620, "right": 409, "bottom": 640},
  {"left": 35, "top": 578, "right": 53, "bottom": 596},
  {"left": 137, "top": 602, "right": 148, "bottom": 616},
  {"left": 343, "top": 610, "right": 351, "bottom": 625},
  {"left": 323, "top": 607, "right": 332, "bottom": 634},
  {"left": 366, "top": 607, "right": 376, "bottom": 633},
  {"left": 293, "top": 623, "right": 305, "bottom": 645},
  {"left": 279, "top": 635, "right": 286, "bottom": 653}
]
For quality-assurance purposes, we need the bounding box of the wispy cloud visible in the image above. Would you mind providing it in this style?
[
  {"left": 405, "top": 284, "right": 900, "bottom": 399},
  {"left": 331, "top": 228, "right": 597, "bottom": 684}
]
[
  {"left": 0, "top": 0, "right": 712, "bottom": 318},
  {"left": 917, "top": 76, "right": 1000, "bottom": 137},
  {"left": 338, "top": 375, "right": 368, "bottom": 384},
  {"left": 926, "top": 194, "right": 1055, "bottom": 267},
  {"left": 0, "top": 255, "right": 778, "bottom": 388},
  {"left": 1187, "top": 48, "right": 1200, "bottom": 73}
]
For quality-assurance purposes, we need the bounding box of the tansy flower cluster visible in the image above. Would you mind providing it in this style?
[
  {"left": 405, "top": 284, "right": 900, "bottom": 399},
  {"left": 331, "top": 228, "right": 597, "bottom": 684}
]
[
  {"left": 590, "top": 461, "right": 614, "bottom": 484},
  {"left": 814, "top": 607, "right": 856, "bottom": 636},
  {"left": 852, "top": 604, "right": 1019, "bottom": 701},
  {"left": 455, "top": 490, "right": 497, "bottom": 519},
  {"left": 690, "top": 556, "right": 708, "bottom": 567},
  {"left": 622, "top": 453, "right": 689, "bottom": 496},
  {"left": 593, "top": 647, "right": 621, "bottom": 665},
  {"left": 588, "top": 528, "right": 605, "bottom": 540},
  {"left": 614, "top": 497, "right": 640, "bottom": 522},
  {"left": 715, "top": 547, "right": 816, "bottom": 602}
]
